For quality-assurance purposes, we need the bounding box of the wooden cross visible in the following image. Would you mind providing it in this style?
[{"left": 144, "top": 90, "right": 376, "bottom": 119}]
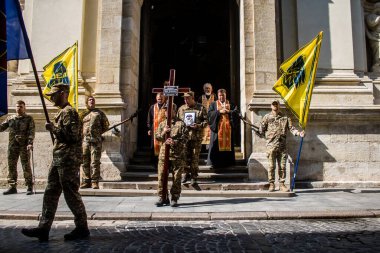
[{"left": 152, "top": 69, "right": 191, "bottom": 202}]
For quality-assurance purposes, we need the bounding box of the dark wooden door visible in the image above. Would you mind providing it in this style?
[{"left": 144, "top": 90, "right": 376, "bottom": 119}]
[{"left": 138, "top": 0, "right": 240, "bottom": 147}]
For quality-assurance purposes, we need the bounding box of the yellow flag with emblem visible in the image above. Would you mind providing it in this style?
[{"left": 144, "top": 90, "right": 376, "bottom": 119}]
[
  {"left": 42, "top": 42, "right": 78, "bottom": 110},
  {"left": 273, "top": 32, "right": 323, "bottom": 129}
]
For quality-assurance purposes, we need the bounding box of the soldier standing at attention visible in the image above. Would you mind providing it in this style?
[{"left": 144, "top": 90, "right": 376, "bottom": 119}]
[
  {"left": 0, "top": 100, "right": 35, "bottom": 195},
  {"left": 177, "top": 91, "right": 208, "bottom": 186},
  {"left": 79, "top": 96, "right": 109, "bottom": 189},
  {"left": 155, "top": 105, "right": 189, "bottom": 207},
  {"left": 22, "top": 83, "right": 89, "bottom": 241},
  {"left": 259, "top": 99, "right": 305, "bottom": 192}
]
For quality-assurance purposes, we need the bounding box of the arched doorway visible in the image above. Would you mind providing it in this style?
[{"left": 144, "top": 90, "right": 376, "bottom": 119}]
[{"left": 138, "top": 0, "right": 240, "bottom": 147}]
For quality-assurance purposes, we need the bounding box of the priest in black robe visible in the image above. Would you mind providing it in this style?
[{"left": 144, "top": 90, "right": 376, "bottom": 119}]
[{"left": 207, "top": 89, "right": 239, "bottom": 169}]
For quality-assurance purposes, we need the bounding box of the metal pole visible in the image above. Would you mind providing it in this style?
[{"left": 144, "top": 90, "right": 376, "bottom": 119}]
[
  {"left": 30, "top": 148, "right": 36, "bottom": 194},
  {"left": 290, "top": 136, "right": 304, "bottom": 191}
]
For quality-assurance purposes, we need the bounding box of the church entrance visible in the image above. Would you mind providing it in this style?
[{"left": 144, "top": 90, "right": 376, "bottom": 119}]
[{"left": 138, "top": 0, "right": 240, "bottom": 147}]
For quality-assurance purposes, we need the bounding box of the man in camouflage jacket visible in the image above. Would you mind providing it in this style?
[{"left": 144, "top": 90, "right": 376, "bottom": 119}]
[
  {"left": 177, "top": 91, "right": 207, "bottom": 186},
  {"left": 0, "top": 100, "right": 35, "bottom": 195},
  {"left": 22, "top": 83, "right": 89, "bottom": 242},
  {"left": 155, "top": 105, "right": 189, "bottom": 207},
  {"left": 259, "top": 99, "right": 305, "bottom": 192},
  {"left": 79, "top": 96, "right": 109, "bottom": 189}
]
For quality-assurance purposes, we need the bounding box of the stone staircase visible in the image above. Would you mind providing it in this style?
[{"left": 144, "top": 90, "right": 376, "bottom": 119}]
[
  {"left": 79, "top": 147, "right": 295, "bottom": 197},
  {"left": 122, "top": 146, "right": 248, "bottom": 182}
]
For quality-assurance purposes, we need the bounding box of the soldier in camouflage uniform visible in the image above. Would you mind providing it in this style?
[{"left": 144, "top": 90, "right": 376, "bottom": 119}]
[
  {"left": 0, "top": 100, "right": 35, "bottom": 195},
  {"left": 177, "top": 91, "right": 207, "bottom": 186},
  {"left": 259, "top": 99, "right": 305, "bottom": 192},
  {"left": 155, "top": 105, "right": 189, "bottom": 207},
  {"left": 79, "top": 96, "right": 109, "bottom": 189},
  {"left": 22, "top": 83, "right": 89, "bottom": 242}
]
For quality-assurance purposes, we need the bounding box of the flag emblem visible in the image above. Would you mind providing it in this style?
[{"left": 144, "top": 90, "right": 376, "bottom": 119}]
[
  {"left": 42, "top": 42, "right": 78, "bottom": 110},
  {"left": 273, "top": 32, "right": 323, "bottom": 129},
  {"left": 282, "top": 55, "right": 305, "bottom": 90}
]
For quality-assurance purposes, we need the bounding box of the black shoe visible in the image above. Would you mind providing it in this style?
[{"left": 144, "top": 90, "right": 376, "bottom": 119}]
[
  {"left": 64, "top": 227, "right": 90, "bottom": 241},
  {"left": 155, "top": 198, "right": 170, "bottom": 207},
  {"left": 21, "top": 227, "right": 49, "bottom": 242},
  {"left": 170, "top": 199, "right": 178, "bottom": 207},
  {"left": 26, "top": 186, "right": 34, "bottom": 195},
  {"left": 3, "top": 187, "right": 17, "bottom": 195},
  {"left": 80, "top": 182, "right": 91, "bottom": 189},
  {"left": 181, "top": 173, "right": 191, "bottom": 184},
  {"left": 190, "top": 178, "right": 198, "bottom": 186}
]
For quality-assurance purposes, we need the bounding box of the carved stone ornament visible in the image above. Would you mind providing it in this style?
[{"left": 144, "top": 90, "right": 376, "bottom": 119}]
[{"left": 363, "top": 0, "right": 380, "bottom": 72}]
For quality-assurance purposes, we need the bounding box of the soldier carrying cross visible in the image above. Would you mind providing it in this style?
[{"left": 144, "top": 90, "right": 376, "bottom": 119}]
[{"left": 153, "top": 69, "right": 191, "bottom": 207}]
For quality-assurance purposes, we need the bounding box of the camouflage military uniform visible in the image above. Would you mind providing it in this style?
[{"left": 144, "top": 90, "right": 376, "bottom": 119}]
[
  {"left": 177, "top": 103, "right": 207, "bottom": 179},
  {"left": 259, "top": 111, "right": 300, "bottom": 183},
  {"left": 155, "top": 118, "right": 189, "bottom": 201},
  {"left": 0, "top": 114, "right": 35, "bottom": 188},
  {"left": 80, "top": 109, "right": 109, "bottom": 184},
  {"left": 39, "top": 104, "right": 88, "bottom": 230}
]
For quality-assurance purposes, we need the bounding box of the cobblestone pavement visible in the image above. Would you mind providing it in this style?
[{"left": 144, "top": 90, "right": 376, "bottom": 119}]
[{"left": 0, "top": 218, "right": 380, "bottom": 252}]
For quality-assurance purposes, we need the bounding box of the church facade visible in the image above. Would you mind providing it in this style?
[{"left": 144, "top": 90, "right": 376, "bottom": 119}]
[{"left": 1, "top": 0, "right": 380, "bottom": 187}]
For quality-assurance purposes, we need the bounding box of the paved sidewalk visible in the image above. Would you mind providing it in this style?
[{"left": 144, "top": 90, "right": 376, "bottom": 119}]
[{"left": 1, "top": 188, "right": 380, "bottom": 220}]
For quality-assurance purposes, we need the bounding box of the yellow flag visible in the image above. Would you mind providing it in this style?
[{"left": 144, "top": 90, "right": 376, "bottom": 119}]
[
  {"left": 42, "top": 42, "right": 79, "bottom": 110},
  {"left": 273, "top": 32, "right": 323, "bottom": 129}
]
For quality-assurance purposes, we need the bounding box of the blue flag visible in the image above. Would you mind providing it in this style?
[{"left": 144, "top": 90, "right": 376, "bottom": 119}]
[
  {"left": 6, "top": 0, "right": 30, "bottom": 60},
  {"left": 0, "top": 0, "right": 7, "bottom": 117},
  {"left": 0, "top": 0, "right": 31, "bottom": 117}
]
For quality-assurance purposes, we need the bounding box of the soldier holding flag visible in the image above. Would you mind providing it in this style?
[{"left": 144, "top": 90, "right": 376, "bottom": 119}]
[
  {"left": 259, "top": 99, "right": 305, "bottom": 192},
  {"left": 22, "top": 83, "right": 89, "bottom": 241}
]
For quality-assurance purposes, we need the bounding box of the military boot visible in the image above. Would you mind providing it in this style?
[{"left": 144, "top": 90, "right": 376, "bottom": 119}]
[
  {"left": 268, "top": 183, "right": 275, "bottom": 192},
  {"left": 170, "top": 199, "right": 178, "bottom": 207},
  {"left": 80, "top": 181, "right": 91, "bottom": 189},
  {"left": 3, "top": 187, "right": 17, "bottom": 195},
  {"left": 26, "top": 185, "right": 34, "bottom": 195},
  {"left": 21, "top": 227, "right": 49, "bottom": 242},
  {"left": 181, "top": 173, "right": 191, "bottom": 184},
  {"left": 155, "top": 197, "right": 170, "bottom": 207},
  {"left": 91, "top": 182, "right": 99, "bottom": 189},
  {"left": 64, "top": 227, "right": 90, "bottom": 241},
  {"left": 279, "top": 183, "right": 290, "bottom": 192},
  {"left": 190, "top": 178, "right": 198, "bottom": 186}
]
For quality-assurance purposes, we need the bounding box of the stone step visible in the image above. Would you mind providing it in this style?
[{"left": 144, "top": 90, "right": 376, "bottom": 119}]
[
  {"left": 121, "top": 172, "right": 249, "bottom": 181},
  {"left": 79, "top": 188, "right": 295, "bottom": 197},
  {"left": 126, "top": 165, "right": 248, "bottom": 173},
  {"left": 130, "top": 152, "right": 245, "bottom": 165},
  {"left": 100, "top": 181, "right": 267, "bottom": 191}
]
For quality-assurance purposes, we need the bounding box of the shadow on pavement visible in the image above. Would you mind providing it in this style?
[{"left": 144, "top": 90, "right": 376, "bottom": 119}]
[{"left": 178, "top": 197, "right": 290, "bottom": 208}]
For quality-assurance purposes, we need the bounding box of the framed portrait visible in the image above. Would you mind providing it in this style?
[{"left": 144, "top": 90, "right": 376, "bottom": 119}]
[{"left": 184, "top": 112, "right": 196, "bottom": 126}]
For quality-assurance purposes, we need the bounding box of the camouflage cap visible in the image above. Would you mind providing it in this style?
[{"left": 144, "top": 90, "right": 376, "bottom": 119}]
[
  {"left": 45, "top": 83, "right": 70, "bottom": 96},
  {"left": 182, "top": 91, "right": 194, "bottom": 97}
]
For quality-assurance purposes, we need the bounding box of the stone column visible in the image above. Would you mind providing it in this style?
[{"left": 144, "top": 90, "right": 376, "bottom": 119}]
[
  {"left": 94, "top": 0, "right": 127, "bottom": 180},
  {"left": 246, "top": 0, "right": 286, "bottom": 184},
  {"left": 118, "top": 0, "right": 142, "bottom": 162}
]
